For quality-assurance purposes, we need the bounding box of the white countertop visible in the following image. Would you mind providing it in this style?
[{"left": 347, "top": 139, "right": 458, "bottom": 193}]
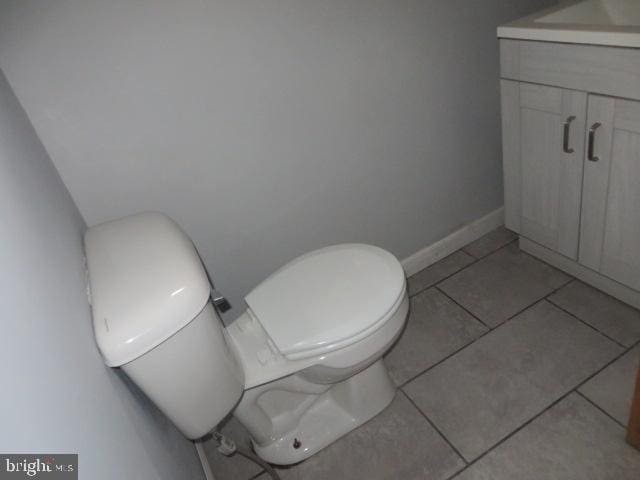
[{"left": 498, "top": 0, "right": 640, "bottom": 48}]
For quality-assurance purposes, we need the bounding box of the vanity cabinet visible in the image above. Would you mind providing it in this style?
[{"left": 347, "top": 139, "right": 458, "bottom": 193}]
[{"left": 500, "top": 40, "right": 640, "bottom": 307}]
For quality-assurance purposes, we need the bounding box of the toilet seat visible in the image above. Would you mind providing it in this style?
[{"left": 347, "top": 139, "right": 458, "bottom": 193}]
[{"left": 245, "top": 244, "right": 406, "bottom": 360}]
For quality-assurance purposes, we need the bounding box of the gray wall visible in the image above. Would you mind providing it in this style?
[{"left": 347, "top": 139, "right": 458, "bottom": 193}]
[
  {"left": 0, "top": 69, "right": 204, "bottom": 479},
  {"left": 0, "top": 0, "right": 555, "bottom": 321}
]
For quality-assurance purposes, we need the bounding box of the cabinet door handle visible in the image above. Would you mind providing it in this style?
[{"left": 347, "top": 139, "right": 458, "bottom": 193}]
[
  {"left": 563, "top": 115, "right": 576, "bottom": 153},
  {"left": 588, "top": 122, "right": 601, "bottom": 162}
]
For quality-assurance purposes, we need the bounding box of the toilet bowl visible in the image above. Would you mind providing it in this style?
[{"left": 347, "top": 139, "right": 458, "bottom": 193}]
[{"left": 84, "top": 212, "right": 408, "bottom": 465}]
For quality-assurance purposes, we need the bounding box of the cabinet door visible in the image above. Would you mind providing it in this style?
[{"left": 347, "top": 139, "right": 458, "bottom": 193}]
[
  {"left": 501, "top": 81, "right": 587, "bottom": 259},
  {"left": 580, "top": 96, "right": 640, "bottom": 291}
]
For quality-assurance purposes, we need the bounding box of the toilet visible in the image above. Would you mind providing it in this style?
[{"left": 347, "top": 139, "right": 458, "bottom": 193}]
[{"left": 84, "top": 212, "right": 408, "bottom": 465}]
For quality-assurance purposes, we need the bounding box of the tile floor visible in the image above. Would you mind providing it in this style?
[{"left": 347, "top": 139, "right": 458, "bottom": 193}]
[{"left": 204, "top": 227, "right": 640, "bottom": 480}]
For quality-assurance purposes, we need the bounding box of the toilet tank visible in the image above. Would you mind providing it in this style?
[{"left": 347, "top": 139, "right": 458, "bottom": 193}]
[{"left": 84, "top": 212, "right": 244, "bottom": 439}]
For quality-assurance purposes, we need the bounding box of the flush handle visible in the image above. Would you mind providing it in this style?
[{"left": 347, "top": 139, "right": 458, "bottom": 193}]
[
  {"left": 211, "top": 288, "right": 232, "bottom": 313},
  {"left": 562, "top": 116, "right": 576, "bottom": 154}
]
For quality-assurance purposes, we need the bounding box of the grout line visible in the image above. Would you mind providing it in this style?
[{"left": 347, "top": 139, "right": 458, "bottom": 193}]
[
  {"left": 545, "top": 297, "right": 627, "bottom": 349},
  {"left": 399, "top": 390, "right": 469, "bottom": 466},
  {"left": 444, "top": 336, "right": 640, "bottom": 479},
  {"left": 408, "top": 258, "right": 480, "bottom": 299},
  {"left": 408, "top": 237, "right": 520, "bottom": 300},
  {"left": 432, "top": 241, "right": 573, "bottom": 333},
  {"left": 461, "top": 237, "right": 519, "bottom": 261},
  {"left": 454, "top": 275, "right": 577, "bottom": 333},
  {"left": 548, "top": 277, "right": 576, "bottom": 293},
  {"left": 400, "top": 241, "right": 578, "bottom": 390},
  {"left": 440, "top": 391, "right": 573, "bottom": 480},
  {"left": 435, "top": 284, "right": 561, "bottom": 332},
  {"left": 434, "top": 286, "right": 491, "bottom": 329},
  {"left": 399, "top": 292, "right": 574, "bottom": 390},
  {"left": 573, "top": 337, "right": 640, "bottom": 392},
  {"left": 397, "top": 327, "right": 494, "bottom": 388},
  {"left": 575, "top": 390, "right": 628, "bottom": 429}
]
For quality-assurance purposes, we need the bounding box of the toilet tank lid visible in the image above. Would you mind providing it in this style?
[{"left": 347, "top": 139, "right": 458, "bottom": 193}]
[
  {"left": 245, "top": 244, "right": 406, "bottom": 359},
  {"left": 84, "top": 212, "right": 211, "bottom": 366}
]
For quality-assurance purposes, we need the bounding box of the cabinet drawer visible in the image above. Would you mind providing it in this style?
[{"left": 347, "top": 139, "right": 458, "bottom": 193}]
[{"left": 500, "top": 40, "right": 640, "bottom": 102}]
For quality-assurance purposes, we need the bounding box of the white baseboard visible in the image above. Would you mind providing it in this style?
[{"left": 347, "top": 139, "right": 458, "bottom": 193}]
[
  {"left": 401, "top": 207, "right": 504, "bottom": 277},
  {"left": 195, "top": 441, "right": 217, "bottom": 480}
]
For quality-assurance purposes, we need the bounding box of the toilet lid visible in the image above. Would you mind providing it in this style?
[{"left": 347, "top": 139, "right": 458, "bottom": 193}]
[{"left": 245, "top": 244, "right": 406, "bottom": 360}]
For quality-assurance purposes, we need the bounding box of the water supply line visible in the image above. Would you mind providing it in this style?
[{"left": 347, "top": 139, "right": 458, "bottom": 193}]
[{"left": 214, "top": 431, "right": 281, "bottom": 480}]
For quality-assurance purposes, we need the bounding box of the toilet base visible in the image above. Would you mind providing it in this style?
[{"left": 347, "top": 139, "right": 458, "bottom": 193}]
[{"left": 249, "top": 359, "right": 396, "bottom": 465}]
